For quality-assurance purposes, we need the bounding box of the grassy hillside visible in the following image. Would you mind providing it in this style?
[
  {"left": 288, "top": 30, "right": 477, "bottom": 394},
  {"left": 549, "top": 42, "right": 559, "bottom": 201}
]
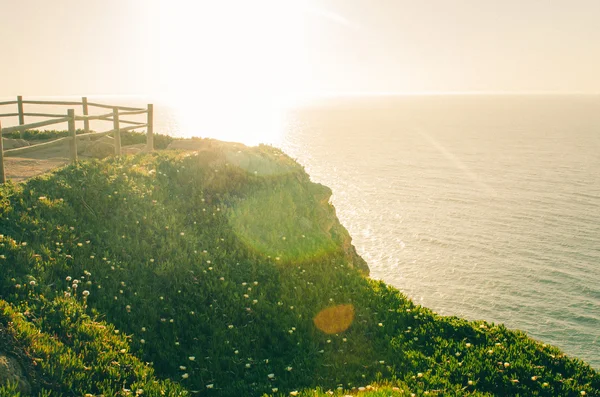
[{"left": 0, "top": 139, "right": 598, "bottom": 396}]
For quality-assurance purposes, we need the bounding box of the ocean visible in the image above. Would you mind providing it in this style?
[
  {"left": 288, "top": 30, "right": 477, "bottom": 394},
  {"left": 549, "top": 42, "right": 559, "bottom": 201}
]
[{"left": 3, "top": 94, "right": 599, "bottom": 368}]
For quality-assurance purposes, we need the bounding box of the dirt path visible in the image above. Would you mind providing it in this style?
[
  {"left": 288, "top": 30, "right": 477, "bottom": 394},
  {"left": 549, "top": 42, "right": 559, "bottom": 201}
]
[{"left": 3, "top": 141, "right": 71, "bottom": 183}]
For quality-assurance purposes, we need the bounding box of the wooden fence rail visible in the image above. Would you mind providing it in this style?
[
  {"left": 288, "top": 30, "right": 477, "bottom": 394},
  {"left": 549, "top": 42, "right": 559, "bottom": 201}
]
[{"left": 0, "top": 96, "right": 154, "bottom": 184}]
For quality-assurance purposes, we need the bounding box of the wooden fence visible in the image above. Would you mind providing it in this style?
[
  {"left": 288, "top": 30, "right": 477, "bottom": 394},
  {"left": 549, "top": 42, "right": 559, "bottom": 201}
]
[{"left": 0, "top": 96, "right": 154, "bottom": 184}]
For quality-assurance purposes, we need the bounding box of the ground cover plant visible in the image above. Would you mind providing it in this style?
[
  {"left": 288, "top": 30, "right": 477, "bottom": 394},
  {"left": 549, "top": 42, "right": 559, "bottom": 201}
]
[{"left": 0, "top": 140, "right": 598, "bottom": 396}]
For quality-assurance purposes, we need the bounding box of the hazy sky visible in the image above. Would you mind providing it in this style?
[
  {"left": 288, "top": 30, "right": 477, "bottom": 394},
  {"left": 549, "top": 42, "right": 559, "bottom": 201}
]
[{"left": 2, "top": 0, "right": 599, "bottom": 98}]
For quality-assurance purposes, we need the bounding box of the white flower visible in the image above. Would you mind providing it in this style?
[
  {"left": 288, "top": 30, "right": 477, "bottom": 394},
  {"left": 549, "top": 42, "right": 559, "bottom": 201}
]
[
  {"left": 268, "top": 373, "right": 275, "bottom": 379},
  {"left": 82, "top": 290, "right": 90, "bottom": 297},
  {"left": 180, "top": 366, "right": 186, "bottom": 370},
  {"left": 181, "top": 373, "right": 189, "bottom": 379},
  {"left": 29, "top": 280, "right": 36, "bottom": 286},
  {"left": 286, "top": 366, "right": 293, "bottom": 371},
  {"left": 189, "top": 356, "right": 195, "bottom": 361},
  {"left": 206, "top": 384, "right": 213, "bottom": 389},
  {"left": 140, "top": 339, "right": 145, "bottom": 344},
  {"left": 66, "top": 276, "right": 72, "bottom": 281}
]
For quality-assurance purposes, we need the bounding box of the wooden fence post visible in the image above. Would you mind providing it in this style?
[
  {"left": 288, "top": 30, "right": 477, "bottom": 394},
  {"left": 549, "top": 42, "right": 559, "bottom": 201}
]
[
  {"left": 17, "top": 95, "right": 24, "bottom": 139},
  {"left": 82, "top": 97, "right": 90, "bottom": 135},
  {"left": 68, "top": 109, "right": 77, "bottom": 163},
  {"left": 146, "top": 104, "right": 154, "bottom": 151},
  {"left": 113, "top": 107, "right": 121, "bottom": 156},
  {"left": 0, "top": 120, "right": 5, "bottom": 184}
]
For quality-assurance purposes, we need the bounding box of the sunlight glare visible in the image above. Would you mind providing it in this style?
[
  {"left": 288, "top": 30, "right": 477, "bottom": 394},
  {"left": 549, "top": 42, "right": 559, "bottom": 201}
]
[{"left": 154, "top": 0, "right": 312, "bottom": 145}]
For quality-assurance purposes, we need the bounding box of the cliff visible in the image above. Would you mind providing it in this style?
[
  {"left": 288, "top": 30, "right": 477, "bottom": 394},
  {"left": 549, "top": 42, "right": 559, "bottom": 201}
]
[{"left": 0, "top": 139, "right": 598, "bottom": 396}]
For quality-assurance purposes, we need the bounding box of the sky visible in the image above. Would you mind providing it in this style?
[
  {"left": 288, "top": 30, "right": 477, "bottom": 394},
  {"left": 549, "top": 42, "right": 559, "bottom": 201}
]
[{"left": 1, "top": 0, "right": 600, "bottom": 100}]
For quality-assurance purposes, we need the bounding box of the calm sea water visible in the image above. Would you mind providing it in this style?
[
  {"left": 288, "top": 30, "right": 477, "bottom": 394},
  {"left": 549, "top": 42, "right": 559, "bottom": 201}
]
[
  {"left": 3, "top": 94, "right": 599, "bottom": 368},
  {"left": 280, "top": 95, "right": 600, "bottom": 369}
]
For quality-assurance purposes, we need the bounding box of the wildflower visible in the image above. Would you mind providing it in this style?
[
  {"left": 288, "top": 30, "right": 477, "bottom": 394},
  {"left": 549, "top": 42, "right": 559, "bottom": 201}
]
[
  {"left": 228, "top": 325, "right": 234, "bottom": 329},
  {"left": 272, "top": 388, "right": 278, "bottom": 393},
  {"left": 140, "top": 339, "right": 145, "bottom": 344},
  {"left": 206, "top": 384, "right": 213, "bottom": 389},
  {"left": 234, "top": 350, "right": 239, "bottom": 354},
  {"left": 468, "top": 380, "right": 473, "bottom": 385},
  {"left": 417, "top": 373, "right": 423, "bottom": 378},
  {"left": 268, "top": 373, "right": 275, "bottom": 379},
  {"left": 290, "top": 391, "right": 298, "bottom": 396},
  {"left": 29, "top": 280, "right": 36, "bottom": 286},
  {"left": 141, "top": 327, "right": 146, "bottom": 332},
  {"left": 465, "top": 343, "right": 472, "bottom": 348},
  {"left": 253, "top": 299, "right": 258, "bottom": 304},
  {"left": 245, "top": 363, "right": 251, "bottom": 368},
  {"left": 253, "top": 281, "right": 258, "bottom": 285},
  {"left": 180, "top": 366, "right": 186, "bottom": 370},
  {"left": 189, "top": 356, "right": 195, "bottom": 361},
  {"left": 181, "top": 373, "right": 189, "bottom": 379},
  {"left": 66, "top": 276, "right": 72, "bottom": 281},
  {"left": 504, "top": 362, "right": 510, "bottom": 368},
  {"left": 180, "top": 232, "right": 185, "bottom": 236},
  {"left": 82, "top": 290, "right": 90, "bottom": 297},
  {"left": 286, "top": 366, "right": 293, "bottom": 371},
  {"left": 77, "top": 243, "right": 83, "bottom": 247},
  {"left": 581, "top": 392, "right": 587, "bottom": 396},
  {"left": 379, "top": 360, "right": 385, "bottom": 364},
  {"left": 378, "top": 322, "right": 383, "bottom": 327}
]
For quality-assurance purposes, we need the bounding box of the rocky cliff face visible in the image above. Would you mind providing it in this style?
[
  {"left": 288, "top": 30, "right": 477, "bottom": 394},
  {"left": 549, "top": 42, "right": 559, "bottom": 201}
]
[{"left": 0, "top": 328, "right": 32, "bottom": 395}]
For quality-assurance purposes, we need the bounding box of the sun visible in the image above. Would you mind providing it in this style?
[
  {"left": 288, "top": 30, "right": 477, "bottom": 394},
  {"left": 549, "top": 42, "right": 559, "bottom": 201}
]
[{"left": 149, "top": 0, "right": 314, "bottom": 145}]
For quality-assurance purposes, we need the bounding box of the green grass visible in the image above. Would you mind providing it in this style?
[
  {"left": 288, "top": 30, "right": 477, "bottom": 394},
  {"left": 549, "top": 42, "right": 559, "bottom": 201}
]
[{"left": 0, "top": 141, "right": 598, "bottom": 396}]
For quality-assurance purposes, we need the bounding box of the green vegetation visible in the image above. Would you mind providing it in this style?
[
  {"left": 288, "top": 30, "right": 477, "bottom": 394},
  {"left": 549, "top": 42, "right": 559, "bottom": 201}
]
[
  {"left": 4, "top": 129, "right": 174, "bottom": 149},
  {"left": 0, "top": 141, "right": 598, "bottom": 396}
]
